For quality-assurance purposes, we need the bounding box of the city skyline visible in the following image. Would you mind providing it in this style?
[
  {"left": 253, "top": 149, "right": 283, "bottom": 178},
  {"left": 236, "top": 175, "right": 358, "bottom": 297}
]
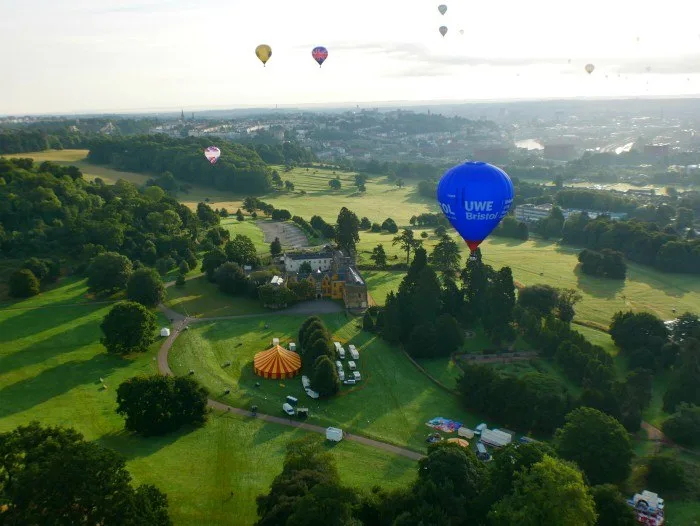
[{"left": 2, "top": 0, "right": 700, "bottom": 114}]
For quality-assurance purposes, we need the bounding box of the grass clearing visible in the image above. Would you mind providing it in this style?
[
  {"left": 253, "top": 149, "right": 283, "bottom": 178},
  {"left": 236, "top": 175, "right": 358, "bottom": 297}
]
[
  {"left": 165, "top": 275, "right": 268, "bottom": 319},
  {"left": 169, "top": 314, "right": 487, "bottom": 451},
  {"left": 221, "top": 218, "right": 270, "bottom": 255},
  {"left": 0, "top": 278, "right": 416, "bottom": 525}
]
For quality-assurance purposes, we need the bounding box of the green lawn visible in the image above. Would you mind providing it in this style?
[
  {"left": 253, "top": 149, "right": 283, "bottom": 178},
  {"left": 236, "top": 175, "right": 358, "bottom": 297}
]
[
  {"left": 0, "top": 278, "right": 417, "bottom": 525},
  {"left": 19, "top": 150, "right": 151, "bottom": 185},
  {"left": 169, "top": 314, "right": 488, "bottom": 451},
  {"left": 165, "top": 275, "right": 268, "bottom": 318}
]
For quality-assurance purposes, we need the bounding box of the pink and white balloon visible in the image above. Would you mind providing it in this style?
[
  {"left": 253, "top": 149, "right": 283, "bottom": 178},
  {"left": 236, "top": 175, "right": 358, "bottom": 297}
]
[{"left": 204, "top": 146, "right": 221, "bottom": 165}]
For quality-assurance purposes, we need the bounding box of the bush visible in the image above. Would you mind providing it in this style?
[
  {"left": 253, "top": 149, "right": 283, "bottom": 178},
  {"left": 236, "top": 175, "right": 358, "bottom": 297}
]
[
  {"left": 370, "top": 223, "right": 382, "bottom": 233},
  {"left": 646, "top": 456, "right": 685, "bottom": 493},
  {"left": 100, "top": 301, "right": 157, "bottom": 355},
  {"left": 9, "top": 269, "right": 40, "bottom": 298},
  {"left": 126, "top": 268, "right": 165, "bottom": 307},
  {"left": 662, "top": 404, "right": 700, "bottom": 447}
]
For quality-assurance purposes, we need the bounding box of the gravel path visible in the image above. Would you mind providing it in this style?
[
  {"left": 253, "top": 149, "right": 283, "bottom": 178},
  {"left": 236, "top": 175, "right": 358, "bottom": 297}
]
[{"left": 256, "top": 221, "right": 309, "bottom": 249}]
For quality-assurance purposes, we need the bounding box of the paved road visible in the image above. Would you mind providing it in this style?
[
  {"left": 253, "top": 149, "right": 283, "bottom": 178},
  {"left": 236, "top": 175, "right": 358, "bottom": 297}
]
[
  {"left": 256, "top": 220, "right": 309, "bottom": 249},
  {"left": 156, "top": 293, "right": 424, "bottom": 461}
]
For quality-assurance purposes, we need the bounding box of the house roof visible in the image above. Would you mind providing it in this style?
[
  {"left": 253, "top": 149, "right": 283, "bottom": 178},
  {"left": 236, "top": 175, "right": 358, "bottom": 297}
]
[{"left": 285, "top": 251, "right": 334, "bottom": 261}]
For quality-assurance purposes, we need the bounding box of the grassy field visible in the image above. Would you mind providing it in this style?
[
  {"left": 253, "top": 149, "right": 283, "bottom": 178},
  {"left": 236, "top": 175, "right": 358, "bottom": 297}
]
[
  {"left": 168, "top": 314, "right": 494, "bottom": 452},
  {"left": 0, "top": 278, "right": 417, "bottom": 525},
  {"left": 221, "top": 217, "right": 270, "bottom": 255},
  {"left": 165, "top": 275, "right": 268, "bottom": 318},
  {"left": 18, "top": 150, "right": 151, "bottom": 185}
]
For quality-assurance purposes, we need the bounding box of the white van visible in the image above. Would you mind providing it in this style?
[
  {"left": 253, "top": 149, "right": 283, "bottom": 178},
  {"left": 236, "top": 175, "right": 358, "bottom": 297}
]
[{"left": 338, "top": 346, "right": 346, "bottom": 359}]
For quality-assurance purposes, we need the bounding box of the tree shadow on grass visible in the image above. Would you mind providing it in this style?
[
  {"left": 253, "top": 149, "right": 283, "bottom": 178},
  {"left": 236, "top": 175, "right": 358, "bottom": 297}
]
[
  {"left": 486, "top": 236, "right": 529, "bottom": 248},
  {"left": 95, "top": 425, "right": 199, "bottom": 460},
  {"left": 0, "top": 353, "right": 130, "bottom": 419},
  {"left": 574, "top": 266, "right": 625, "bottom": 299},
  {"left": 0, "top": 315, "right": 103, "bottom": 375}
]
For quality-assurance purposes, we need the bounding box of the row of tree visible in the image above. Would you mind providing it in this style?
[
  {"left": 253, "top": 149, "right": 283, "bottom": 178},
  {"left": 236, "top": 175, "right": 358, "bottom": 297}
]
[
  {"left": 298, "top": 317, "right": 341, "bottom": 397},
  {"left": 578, "top": 248, "right": 627, "bottom": 279},
  {"left": 256, "top": 406, "right": 640, "bottom": 526}
]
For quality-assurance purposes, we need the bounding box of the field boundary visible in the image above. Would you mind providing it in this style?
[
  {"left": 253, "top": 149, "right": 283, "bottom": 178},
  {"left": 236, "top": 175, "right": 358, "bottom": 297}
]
[{"left": 399, "top": 347, "right": 460, "bottom": 396}]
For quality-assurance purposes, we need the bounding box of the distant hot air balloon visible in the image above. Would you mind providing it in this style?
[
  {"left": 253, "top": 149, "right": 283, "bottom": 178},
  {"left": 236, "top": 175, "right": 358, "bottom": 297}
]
[
  {"left": 255, "top": 45, "right": 272, "bottom": 67},
  {"left": 204, "top": 146, "right": 221, "bottom": 165},
  {"left": 439, "top": 26, "right": 448, "bottom": 37},
  {"left": 585, "top": 63, "right": 595, "bottom": 74},
  {"left": 438, "top": 4, "right": 447, "bottom": 15},
  {"left": 437, "top": 161, "right": 515, "bottom": 260},
  {"left": 459, "top": 29, "right": 464, "bottom": 35},
  {"left": 312, "top": 46, "right": 328, "bottom": 67}
]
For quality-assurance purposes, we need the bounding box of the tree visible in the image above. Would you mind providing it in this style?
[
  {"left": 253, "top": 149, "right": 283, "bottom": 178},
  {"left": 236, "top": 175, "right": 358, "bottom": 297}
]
[
  {"left": 127, "top": 268, "right": 165, "bottom": 307},
  {"left": 216, "top": 262, "right": 248, "bottom": 295},
  {"left": 489, "top": 455, "right": 597, "bottom": 526},
  {"left": 589, "top": 485, "right": 636, "bottom": 526},
  {"left": 646, "top": 455, "right": 686, "bottom": 493},
  {"left": 299, "top": 261, "right": 313, "bottom": 274},
  {"left": 0, "top": 422, "right": 171, "bottom": 525},
  {"left": 298, "top": 316, "right": 324, "bottom": 350},
  {"left": 224, "top": 234, "right": 259, "bottom": 267},
  {"left": 430, "top": 234, "right": 461, "bottom": 277},
  {"left": 434, "top": 314, "right": 465, "bottom": 356},
  {"left": 21, "top": 257, "right": 60, "bottom": 283},
  {"left": 175, "top": 273, "right": 186, "bottom": 287},
  {"left": 354, "top": 173, "right": 368, "bottom": 188},
  {"left": 311, "top": 355, "right": 341, "bottom": 397},
  {"left": 201, "top": 248, "right": 227, "bottom": 282},
  {"left": 363, "top": 311, "right": 375, "bottom": 332},
  {"left": 8, "top": 268, "right": 40, "bottom": 298},
  {"left": 335, "top": 207, "right": 360, "bottom": 255},
  {"left": 402, "top": 442, "right": 486, "bottom": 525},
  {"left": 285, "top": 180, "right": 295, "bottom": 192},
  {"left": 205, "top": 226, "right": 230, "bottom": 246},
  {"left": 370, "top": 244, "right": 387, "bottom": 268},
  {"left": 100, "top": 301, "right": 157, "bottom": 355},
  {"left": 116, "top": 375, "right": 208, "bottom": 436},
  {"left": 662, "top": 403, "right": 700, "bottom": 447},
  {"left": 672, "top": 311, "right": 700, "bottom": 342},
  {"left": 328, "top": 178, "right": 341, "bottom": 190},
  {"left": 270, "top": 237, "right": 282, "bottom": 257},
  {"left": 236, "top": 208, "right": 245, "bottom": 221},
  {"left": 557, "top": 288, "right": 582, "bottom": 323},
  {"left": 554, "top": 407, "right": 633, "bottom": 485},
  {"left": 196, "top": 202, "right": 219, "bottom": 226},
  {"left": 482, "top": 267, "right": 517, "bottom": 346},
  {"left": 87, "top": 252, "right": 133, "bottom": 294},
  {"left": 485, "top": 442, "right": 554, "bottom": 505},
  {"left": 393, "top": 229, "right": 421, "bottom": 265},
  {"left": 382, "top": 218, "right": 398, "bottom": 234},
  {"left": 360, "top": 217, "right": 372, "bottom": 230},
  {"left": 289, "top": 279, "right": 316, "bottom": 301},
  {"left": 610, "top": 311, "right": 668, "bottom": 362},
  {"left": 518, "top": 284, "right": 559, "bottom": 317},
  {"left": 676, "top": 207, "right": 694, "bottom": 230},
  {"left": 663, "top": 337, "right": 700, "bottom": 411}
]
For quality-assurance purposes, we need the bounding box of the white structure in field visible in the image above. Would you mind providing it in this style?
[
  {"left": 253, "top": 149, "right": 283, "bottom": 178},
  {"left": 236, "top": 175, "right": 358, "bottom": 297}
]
[
  {"left": 349, "top": 345, "right": 359, "bottom": 360},
  {"left": 480, "top": 428, "right": 512, "bottom": 448},
  {"left": 160, "top": 328, "right": 171, "bottom": 337},
  {"left": 326, "top": 427, "right": 343, "bottom": 442},
  {"left": 283, "top": 250, "right": 334, "bottom": 273}
]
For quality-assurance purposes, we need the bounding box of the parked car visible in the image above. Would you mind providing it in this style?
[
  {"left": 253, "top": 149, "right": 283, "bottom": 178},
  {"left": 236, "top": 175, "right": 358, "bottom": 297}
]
[
  {"left": 282, "top": 403, "right": 295, "bottom": 416},
  {"left": 352, "top": 371, "right": 361, "bottom": 381},
  {"left": 343, "top": 379, "right": 356, "bottom": 385},
  {"left": 348, "top": 360, "right": 357, "bottom": 370}
]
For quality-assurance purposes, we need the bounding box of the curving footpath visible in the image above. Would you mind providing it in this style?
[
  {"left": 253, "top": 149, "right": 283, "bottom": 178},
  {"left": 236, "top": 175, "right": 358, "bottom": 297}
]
[{"left": 156, "top": 303, "right": 424, "bottom": 461}]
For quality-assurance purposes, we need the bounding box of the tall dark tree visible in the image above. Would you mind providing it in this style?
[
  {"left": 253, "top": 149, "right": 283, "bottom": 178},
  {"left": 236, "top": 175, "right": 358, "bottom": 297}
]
[
  {"left": 673, "top": 312, "right": 700, "bottom": 342},
  {"left": 335, "top": 207, "right": 360, "bottom": 255},
  {"left": 370, "top": 244, "right": 387, "bottom": 268},
  {"left": 518, "top": 284, "right": 559, "bottom": 317},
  {"left": 554, "top": 407, "right": 633, "bottom": 485},
  {"left": 393, "top": 229, "right": 421, "bottom": 265},
  {"left": 196, "top": 202, "right": 220, "bottom": 227},
  {"left": 87, "top": 252, "right": 133, "bottom": 294},
  {"left": 663, "top": 337, "right": 700, "bottom": 411},
  {"left": 270, "top": 237, "right": 282, "bottom": 257},
  {"left": 8, "top": 269, "right": 40, "bottom": 298},
  {"left": 360, "top": 217, "right": 372, "bottom": 230},
  {"left": 236, "top": 208, "right": 245, "bottom": 221},
  {"left": 116, "top": 375, "right": 208, "bottom": 436},
  {"left": 482, "top": 267, "right": 516, "bottom": 346},
  {"left": 362, "top": 311, "right": 375, "bottom": 332},
  {"left": 311, "top": 355, "right": 341, "bottom": 397},
  {"left": 430, "top": 234, "right": 461, "bottom": 278},
  {"left": 100, "top": 302, "right": 156, "bottom": 355},
  {"left": 201, "top": 247, "right": 227, "bottom": 282},
  {"left": 590, "top": 485, "right": 636, "bottom": 526},
  {"left": 610, "top": 311, "right": 668, "bottom": 366},
  {"left": 224, "top": 234, "right": 259, "bottom": 267},
  {"left": 0, "top": 422, "right": 171, "bottom": 525},
  {"left": 662, "top": 403, "right": 700, "bottom": 447},
  {"left": 127, "top": 268, "right": 165, "bottom": 307},
  {"left": 215, "top": 262, "right": 248, "bottom": 295}
]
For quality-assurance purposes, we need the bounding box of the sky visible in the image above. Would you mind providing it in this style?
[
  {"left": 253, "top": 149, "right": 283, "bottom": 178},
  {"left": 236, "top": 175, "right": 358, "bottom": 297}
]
[{"left": 1, "top": 0, "right": 700, "bottom": 115}]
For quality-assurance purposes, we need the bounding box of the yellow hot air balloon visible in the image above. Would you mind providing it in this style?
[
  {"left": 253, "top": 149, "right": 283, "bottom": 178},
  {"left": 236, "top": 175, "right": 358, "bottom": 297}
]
[
  {"left": 585, "top": 63, "right": 595, "bottom": 74},
  {"left": 256, "top": 45, "right": 272, "bottom": 67}
]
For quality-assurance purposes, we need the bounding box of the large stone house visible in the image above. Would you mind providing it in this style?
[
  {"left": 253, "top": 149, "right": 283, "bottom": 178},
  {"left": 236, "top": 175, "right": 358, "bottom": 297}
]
[{"left": 284, "top": 247, "right": 368, "bottom": 311}]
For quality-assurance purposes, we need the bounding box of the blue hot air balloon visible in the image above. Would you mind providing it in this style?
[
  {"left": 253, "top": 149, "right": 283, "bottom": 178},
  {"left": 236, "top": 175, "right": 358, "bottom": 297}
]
[{"left": 437, "top": 161, "right": 514, "bottom": 259}]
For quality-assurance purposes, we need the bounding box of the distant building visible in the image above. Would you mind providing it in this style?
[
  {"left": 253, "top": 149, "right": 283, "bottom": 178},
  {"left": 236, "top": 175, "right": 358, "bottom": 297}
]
[
  {"left": 472, "top": 146, "right": 511, "bottom": 164},
  {"left": 543, "top": 144, "right": 577, "bottom": 161},
  {"left": 283, "top": 250, "right": 334, "bottom": 273}
]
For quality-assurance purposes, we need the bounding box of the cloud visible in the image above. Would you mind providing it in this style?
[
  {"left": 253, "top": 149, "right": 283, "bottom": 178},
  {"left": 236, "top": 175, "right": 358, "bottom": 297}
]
[{"left": 296, "top": 40, "right": 700, "bottom": 77}]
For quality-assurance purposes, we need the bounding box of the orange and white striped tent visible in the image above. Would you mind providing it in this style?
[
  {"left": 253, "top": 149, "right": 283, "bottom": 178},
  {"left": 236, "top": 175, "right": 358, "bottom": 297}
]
[{"left": 253, "top": 345, "right": 302, "bottom": 379}]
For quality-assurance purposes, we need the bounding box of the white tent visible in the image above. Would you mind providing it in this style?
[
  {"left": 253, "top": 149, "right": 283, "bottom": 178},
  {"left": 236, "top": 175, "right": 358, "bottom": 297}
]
[{"left": 160, "top": 328, "right": 171, "bottom": 337}]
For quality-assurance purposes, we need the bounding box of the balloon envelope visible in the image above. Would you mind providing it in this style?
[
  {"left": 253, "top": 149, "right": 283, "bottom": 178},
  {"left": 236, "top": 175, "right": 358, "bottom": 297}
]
[
  {"left": 204, "top": 146, "right": 221, "bottom": 165},
  {"left": 437, "top": 161, "right": 514, "bottom": 252},
  {"left": 438, "top": 4, "right": 447, "bottom": 15},
  {"left": 255, "top": 44, "right": 272, "bottom": 66},
  {"left": 312, "top": 46, "right": 328, "bottom": 67},
  {"left": 439, "top": 26, "right": 448, "bottom": 37},
  {"left": 585, "top": 63, "right": 595, "bottom": 74}
]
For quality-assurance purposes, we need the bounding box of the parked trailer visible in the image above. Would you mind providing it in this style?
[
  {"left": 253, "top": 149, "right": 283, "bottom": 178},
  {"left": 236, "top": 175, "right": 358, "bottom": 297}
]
[{"left": 326, "top": 427, "right": 344, "bottom": 442}]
